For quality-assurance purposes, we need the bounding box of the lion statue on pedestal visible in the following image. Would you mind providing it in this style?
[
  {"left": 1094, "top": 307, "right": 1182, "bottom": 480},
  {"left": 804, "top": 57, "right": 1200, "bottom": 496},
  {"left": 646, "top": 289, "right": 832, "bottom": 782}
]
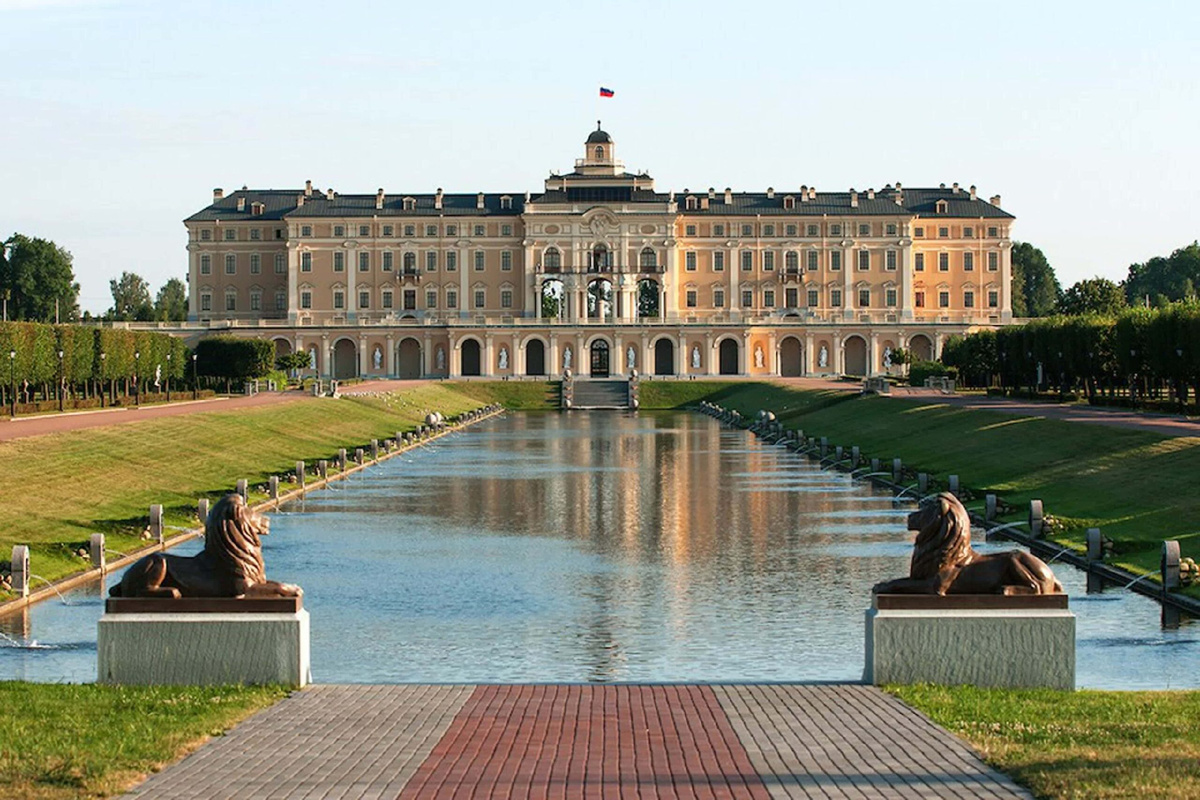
[
  {"left": 110, "top": 493, "right": 302, "bottom": 599},
  {"left": 873, "top": 492, "right": 1063, "bottom": 596}
]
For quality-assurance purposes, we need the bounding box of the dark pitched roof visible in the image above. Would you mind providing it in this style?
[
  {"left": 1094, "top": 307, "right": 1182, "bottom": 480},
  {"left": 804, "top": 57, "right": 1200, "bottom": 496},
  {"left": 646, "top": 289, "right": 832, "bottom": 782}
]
[
  {"left": 185, "top": 190, "right": 529, "bottom": 223},
  {"left": 184, "top": 190, "right": 301, "bottom": 223},
  {"left": 674, "top": 186, "right": 1013, "bottom": 218}
]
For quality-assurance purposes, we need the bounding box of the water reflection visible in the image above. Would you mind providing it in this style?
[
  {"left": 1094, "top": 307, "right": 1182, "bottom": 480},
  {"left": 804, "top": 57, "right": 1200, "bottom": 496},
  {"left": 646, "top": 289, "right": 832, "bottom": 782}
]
[{"left": 1, "top": 411, "right": 1196, "bottom": 687}]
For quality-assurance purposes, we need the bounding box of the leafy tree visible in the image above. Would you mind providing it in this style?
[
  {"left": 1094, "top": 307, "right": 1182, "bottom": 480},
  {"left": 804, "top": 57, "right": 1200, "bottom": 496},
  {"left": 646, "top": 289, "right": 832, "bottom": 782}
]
[
  {"left": 154, "top": 278, "right": 188, "bottom": 321},
  {"left": 0, "top": 234, "right": 80, "bottom": 322},
  {"left": 637, "top": 280, "right": 660, "bottom": 318},
  {"left": 1010, "top": 242, "right": 1061, "bottom": 317},
  {"left": 276, "top": 352, "right": 312, "bottom": 373},
  {"left": 1123, "top": 242, "right": 1200, "bottom": 306},
  {"left": 195, "top": 337, "right": 274, "bottom": 389},
  {"left": 1057, "top": 278, "right": 1127, "bottom": 316},
  {"left": 109, "top": 272, "right": 153, "bottom": 321}
]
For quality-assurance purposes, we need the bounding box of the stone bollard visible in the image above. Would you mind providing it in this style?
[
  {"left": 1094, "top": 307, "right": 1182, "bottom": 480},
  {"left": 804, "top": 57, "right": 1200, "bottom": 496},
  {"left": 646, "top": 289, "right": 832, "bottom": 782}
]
[
  {"left": 269, "top": 476, "right": 279, "bottom": 500},
  {"left": 149, "top": 504, "right": 164, "bottom": 544},
  {"left": 871, "top": 457, "right": 881, "bottom": 474},
  {"left": 371, "top": 440, "right": 379, "bottom": 461},
  {"left": 1029, "top": 499, "right": 1044, "bottom": 539},
  {"left": 851, "top": 446, "right": 860, "bottom": 468},
  {"left": 1162, "top": 540, "right": 1181, "bottom": 594},
  {"left": 198, "top": 498, "right": 209, "bottom": 523},
  {"left": 90, "top": 533, "right": 106, "bottom": 571},
  {"left": 918, "top": 473, "right": 929, "bottom": 494},
  {"left": 338, "top": 448, "right": 347, "bottom": 471},
  {"left": 236, "top": 479, "right": 248, "bottom": 501},
  {"left": 985, "top": 494, "right": 997, "bottom": 522},
  {"left": 819, "top": 437, "right": 828, "bottom": 457},
  {"left": 296, "top": 461, "right": 306, "bottom": 488},
  {"left": 396, "top": 431, "right": 405, "bottom": 447},
  {"left": 10, "top": 544, "right": 30, "bottom": 598},
  {"left": 948, "top": 474, "right": 960, "bottom": 496},
  {"left": 891, "top": 458, "right": 902, "bottom": 483},
  {"left": 355, "top": 447, "right": 364, "bottom": 465},
  {"left": 1086, "top": 527, "right": 1104, "bottom": 593},
  {"left": 317, "top": 460, "right": 328, "bottom": 479}
]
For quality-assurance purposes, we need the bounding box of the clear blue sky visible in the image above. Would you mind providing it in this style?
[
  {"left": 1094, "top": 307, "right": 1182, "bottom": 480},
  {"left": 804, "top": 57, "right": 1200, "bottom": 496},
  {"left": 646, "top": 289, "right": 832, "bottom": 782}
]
[{"left": 3, "top": 0, "right": 1198, "bottom": 314}]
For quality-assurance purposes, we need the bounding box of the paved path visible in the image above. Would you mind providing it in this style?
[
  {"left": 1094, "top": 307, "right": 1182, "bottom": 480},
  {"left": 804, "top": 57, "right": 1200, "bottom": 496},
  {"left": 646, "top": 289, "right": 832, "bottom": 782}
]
[{"left": 125, "top": 684, "right": 1028, "bottom": 800}]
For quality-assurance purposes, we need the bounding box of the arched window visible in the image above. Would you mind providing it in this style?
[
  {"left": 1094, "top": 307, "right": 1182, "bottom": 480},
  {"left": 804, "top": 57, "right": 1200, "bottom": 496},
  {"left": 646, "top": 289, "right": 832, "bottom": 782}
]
[
  {"left": 785, "top": 251, "right": 799, "bottom": 273},
  {"left": 639, "top": 247, "right": 657, "bottom": 270},
  {"left": 403, "top": 252, "right": 416, "bottom": 272},
  {"left": 590, "top": 244, "right": 610, "bottom": 272},
  {"left": 544, "top": 247, "right": 561, "bottom": 272},
  {"left": 594, "top": 145, "right": 604, "bottom": 160}
]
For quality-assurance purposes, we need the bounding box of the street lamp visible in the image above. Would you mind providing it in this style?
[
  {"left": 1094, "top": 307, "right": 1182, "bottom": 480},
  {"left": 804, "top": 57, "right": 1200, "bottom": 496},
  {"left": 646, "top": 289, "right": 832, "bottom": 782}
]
[
  {"left": 8, "top": 350, "right": 15, "bottom": 418},
  {"left": 134, "top": 350, "right": 141, "bottom": 407},
  {"left": 99, "top": 352, "right": 107, "bottom": 407},
  {"left": 165, "top": 352, "right": 172, "bottom": 402},
  {"left": 192, "top": 353, "right": 199, "bottom": 400},
  {"left": 57, "top": 349, "right": 65, "bottom": 412}
]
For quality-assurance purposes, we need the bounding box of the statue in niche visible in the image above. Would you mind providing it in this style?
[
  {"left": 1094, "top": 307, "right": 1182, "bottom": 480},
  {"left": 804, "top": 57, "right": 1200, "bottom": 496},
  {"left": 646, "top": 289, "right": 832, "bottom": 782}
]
[
  {"left": 873, "top": 493, "right": 1063, "bottom": 596},
  {"left": 372, "top": 345, "right": 383, "bottom": 371},
  {"left": 883, "top": 347, "right": 893, "bottom": 370},
  {"left": 111, "top": 494, "right": 302, "bottom": 599},
  {"left": 818, "top": 345, "right": 829, "bottom": 369},
  {"left": 563, "top": 346, "right": 573, "bottom": 371},
  {"left": 754, "top": 345, "right": 764, "bottom": 369},
  {"left": 499, "top": 346, "right": 509, "bottom": 370},
  {"left": 691, "top": 346, "right": 701, "bottom": 369},
  {"left": 627, "top": 345, "right": 636, "bottom": 370},
  {"left": 308, "top": 346, "right": 317, "bottom": 370},
  {"left": 435, "top": 346, "right": 446, "bottom": 371}
]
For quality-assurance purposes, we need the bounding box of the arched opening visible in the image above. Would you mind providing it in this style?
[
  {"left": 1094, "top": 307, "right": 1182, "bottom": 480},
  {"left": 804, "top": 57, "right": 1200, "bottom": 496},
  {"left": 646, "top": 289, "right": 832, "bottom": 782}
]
[
  {"left": 718, "top": 338, "right": 740, "bottom": 375},
  {"left": 525, "top": 339, "right": 546, "bottom": 376},
  {"left": 639, "top": 247, "right": 657, "bottom": 271},
  {"left": 543, "top": 247, "right": 561, "bottom": 273},
  {"left": 397, "top": 337, "right": 422, "bottom": 379},
  {"left": 779, "top": 336, "right": 803, "bottom": 377},
  {"left": 843, "top": 336, "right": 868, "bottom": 377},
  {"left": 594, "top": 145, "right": 604, "bottom": 161},
  {"left": 637, "top": 278, "right": 660, "bottom": 319},
  {"left": 460, "top": 339, "right": 481, "bottom": 376},
  {"left": 541, "top": 278, "right": 564, "bottom": 320},
  {"left": 589, "top": 244, "right": 610, "bottom": 273},
  {"left": 332, "top": 339, "right": 358, "bottom": 380},
  {"left": 589, "top": 339, "right": 610, "bottom": 378},
  {"left": 587, "top": 278, "right": 613, "bottom": 321},
  {"left": 654, "top": 338, "right": 675, "bottom": 376},
  {"left": 273, "top": 338, "right": 292, "bottom": 358},
  {"left": 909, "top": 334, "right": 934, "bottom": 362}
]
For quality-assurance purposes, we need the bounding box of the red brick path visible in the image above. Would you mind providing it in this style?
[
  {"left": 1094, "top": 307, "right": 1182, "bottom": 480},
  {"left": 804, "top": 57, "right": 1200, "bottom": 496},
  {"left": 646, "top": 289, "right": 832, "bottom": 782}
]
[{"left": 399, "top": 685, "right": 771, "bottom": 800}]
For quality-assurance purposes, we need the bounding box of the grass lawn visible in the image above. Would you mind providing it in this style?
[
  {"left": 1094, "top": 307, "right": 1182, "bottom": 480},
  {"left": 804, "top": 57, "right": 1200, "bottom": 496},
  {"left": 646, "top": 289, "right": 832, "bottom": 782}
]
[
  {"left": 442, "top": 380, "right": 561, "bottom": 410},
  {"left": 0, "top": 384, "right": 485, "bottom": 595},
  {"left": 891, "top": 685, "right": 1200, "bottom": 800},
  {"left": 0, "top": 682, "right": 288, "bottom": 800},
  {"left": 710, "top": 383, "right": 1200, "bottom": 589}
]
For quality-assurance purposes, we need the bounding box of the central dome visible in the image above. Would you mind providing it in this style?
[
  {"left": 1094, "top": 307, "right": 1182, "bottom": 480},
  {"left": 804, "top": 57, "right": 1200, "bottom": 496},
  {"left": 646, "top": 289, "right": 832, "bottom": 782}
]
[{"left": 586, "top": 121, "right": 612, "bottom": 144}]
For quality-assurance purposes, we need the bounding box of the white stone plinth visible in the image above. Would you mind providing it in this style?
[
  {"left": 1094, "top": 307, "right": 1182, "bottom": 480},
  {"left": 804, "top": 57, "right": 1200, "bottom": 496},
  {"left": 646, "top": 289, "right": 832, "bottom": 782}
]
[
  {"left": 864, "top": 602, "right": 1075, "bottom": 690},
  {"left": 98, "top": 610, "right": 310, "bottom": 687}
]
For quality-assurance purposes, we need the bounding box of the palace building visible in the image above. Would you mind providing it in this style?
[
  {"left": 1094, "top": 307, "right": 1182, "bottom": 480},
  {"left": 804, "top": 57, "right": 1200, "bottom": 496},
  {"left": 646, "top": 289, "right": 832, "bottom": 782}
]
[{"left": 182, "top": 124, "right": 1015, "bottom": 380}]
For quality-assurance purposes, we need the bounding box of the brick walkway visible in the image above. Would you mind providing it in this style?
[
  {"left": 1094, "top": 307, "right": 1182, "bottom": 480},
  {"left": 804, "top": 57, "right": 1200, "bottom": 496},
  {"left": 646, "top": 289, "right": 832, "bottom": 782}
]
[{"left": 124, "top": 685, "right": 1029, "bottom": 800}]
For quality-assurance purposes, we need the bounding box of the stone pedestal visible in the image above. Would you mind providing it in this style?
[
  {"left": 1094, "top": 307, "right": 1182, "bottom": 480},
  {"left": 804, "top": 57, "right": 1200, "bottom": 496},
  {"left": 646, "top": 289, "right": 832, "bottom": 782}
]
[
  {"left": 98, "top": 598, "right": 309, "bottom": 687},
  {"left": 864, "top": 594, "right": 1074, "bottom": 690}
]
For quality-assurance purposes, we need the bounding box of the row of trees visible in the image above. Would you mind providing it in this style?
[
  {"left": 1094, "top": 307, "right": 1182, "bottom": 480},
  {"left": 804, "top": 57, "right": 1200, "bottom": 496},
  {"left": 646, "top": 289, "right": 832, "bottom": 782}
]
[
  {"left": 1051, "top": 242, "right": 1200, "bottom": 317},
  {"left": 941, "top": 303, "right": 1200, "bottom": 407}
]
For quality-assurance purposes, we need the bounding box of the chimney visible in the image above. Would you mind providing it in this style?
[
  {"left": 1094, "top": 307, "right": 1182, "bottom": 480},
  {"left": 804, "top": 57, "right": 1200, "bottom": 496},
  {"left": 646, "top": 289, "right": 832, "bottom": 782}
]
[
  {"left": 213, "top": 188, "right": 224, "bottom": 201},
  {"left": 952, "top": 182, "right": 960, "bottom": 194},
  {"left": 435, "top": 188, "right": 443, "bottom": 210},
  {"left": 867, "top": 188, "right": 875, "bottom": 200},
  {"left": 236, "top": 197, "right": 246, "bottom": 212},
  {"left": 990, "top": 194, "right": 1002, "bottom": 206},
  {"left": 939, "top": 182, "right": 946, "bottom": 190},
  {"left": 477, "top": 192, "right": 485, "bottom": 209},
  {"left": 708, "top": 187, "right": 715, "bottom": 200},
  {"left": 849, "top": 189, "right": 858, "bottom": 208},
  {"left": 325, "top": 188, "right": 334, "bottom": 201},
  {"left": 297, "top": 193, "right": 305, "bottom": 207},
  {"left": 524, "top": 190, "right": 531, "bottom": 203},
  {"left": 800, "top": 185, "right": 809, "bottom": 203},
  {"left": 305, "top": 179, "right": 313, "bottom": 197},
  {"left": 376, "top": 188, "right": 385, "bottom": 210},
  {"left": 767, "top": 186, "right": 775, "bottom": 199},
  {"left": 724, "top": 187, "right": 733, "bottom": 204},
  {"left": 669, "top": 190, "right": 676, "bottom": 203},
  {"left": 895, "top": 182, "right": 904, "bottom": 206},
  {"left": 808, "top": 187, "right": 817, "bottom": 200}
]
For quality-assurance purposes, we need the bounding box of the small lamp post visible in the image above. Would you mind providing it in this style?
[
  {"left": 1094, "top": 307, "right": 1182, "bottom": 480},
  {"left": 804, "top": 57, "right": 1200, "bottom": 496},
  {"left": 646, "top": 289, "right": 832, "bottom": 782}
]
[
  {"left": 99, "top": 352, "right": 107, "bottom": 407},
  {"left": 7, "top": 349, "right": 15, "bottom": 418},
  {"left": 134, "top": 350, "right": 141, "bottom": 407},
  {"left": 57, "top": 349, "right": 65, "bottom": 412},
  {"left": 192, "top": 353, "right": 198, "bottom": 400},
  {"left": 165, "top": 352, "right": 172, "bottom": 402}
]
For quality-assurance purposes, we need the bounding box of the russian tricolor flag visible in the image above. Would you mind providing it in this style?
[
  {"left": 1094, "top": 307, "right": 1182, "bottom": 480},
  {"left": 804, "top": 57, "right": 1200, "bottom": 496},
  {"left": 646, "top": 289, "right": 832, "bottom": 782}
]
[{"left": 599, "top": 87, "right": 614, "bottom": 98}]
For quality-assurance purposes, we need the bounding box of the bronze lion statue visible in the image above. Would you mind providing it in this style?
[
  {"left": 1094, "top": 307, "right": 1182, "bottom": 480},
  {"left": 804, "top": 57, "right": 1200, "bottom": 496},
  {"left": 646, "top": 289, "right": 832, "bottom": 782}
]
[
  {"left": 872, "top": 492, "right": 1063, "bottom": 596},
  {"left": 110, "top": 493, "right": 302, "bottom": 599}
]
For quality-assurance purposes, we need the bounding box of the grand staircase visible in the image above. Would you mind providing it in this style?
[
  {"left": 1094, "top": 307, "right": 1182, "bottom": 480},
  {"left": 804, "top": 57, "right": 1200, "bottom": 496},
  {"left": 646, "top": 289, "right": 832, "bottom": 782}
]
[{"left": 569, "top": 379, "right": 631, "bottom": 410}]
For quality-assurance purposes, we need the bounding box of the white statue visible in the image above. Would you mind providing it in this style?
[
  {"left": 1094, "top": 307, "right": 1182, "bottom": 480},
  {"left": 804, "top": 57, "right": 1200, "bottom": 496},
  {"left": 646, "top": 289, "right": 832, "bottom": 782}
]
[
  {"left": 626, "top": 345, "right": 636, "bottom": 370},
  {"left": 308, "top": 346, "right": 317, "bottom": 370},
  {"left": 883, "top": 347, "right": 893, "bottom": 369},
  {"left": 691, "top": 345, "right": 701, "bottom": 369},
  {"left": 436, "top": 345, "right": 446, "bottom": 371},
  {"left": 372, "top": 345, "right": 383, "bottom": 370},
  {"left": 499, "top": 346, "right": 509, "bottom": 370},
  {"left": 754, "top": 345, "right": 764, "bottom": 369},
  {"left": 818, "top": 345, "right": 829, "bottom": 369},
  {"left": 154, "top": 364, "right": 162, "bottom": 389},
  {"left": 563, "top": 346, "right": 573, "bottom": 371}
]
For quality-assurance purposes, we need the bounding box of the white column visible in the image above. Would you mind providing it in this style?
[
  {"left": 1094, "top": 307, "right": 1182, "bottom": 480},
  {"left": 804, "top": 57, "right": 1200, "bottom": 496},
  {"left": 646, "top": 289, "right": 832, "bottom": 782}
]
[
  {"left": 287, "top": 244, "right": 300, "bottom": 323},
  {"left": 514, "top": 337, "right": 525, "bottom": 376},
  {"left": 483, "top": 335, "right": 494, "bottom": 377},
  {"left": 869, "top": 333, "right": 879, "bottom": 376},
  {"left": 804, "top": 335, "right": 815, "bottom": 377},
  {"left": 767, "top": 332, "right": 777, "bottom": 376},
  {"left": 449, "top": 335, "right": 461, "bottom": 378},
  {"left": 705, "top": 333, "right": 716, "bottom": 376},
  {"left": 458, "top": 249, "right": 468, "bottom": 319},
  {"left": 899, "top": 245, "right": 914, "bottom": 321},
  {"left": 346, "top": 248, "right": 357, "bottom": 322},
  {"left": 186, "top": 245, "right": 200, "bottom": 321},
  {"left": 525, "top": 244, "right": 537, "bottom": 316},
  {"left": 1000, "top": 243, "right": 1014, "bottom": 322},
  {"left": 549, "top": 334, "right": 560, "bottom": 378},
  {"left": 677, "top": 333, "right": 687, "bottom": 376},
  {"left": 320, "top": 336, "right": 331, "bottom": 379},
  {"left": 385, "top": 335, "right": 395, "bottom": 377},
  {"left": 729, "top": 247, "right": 740, "bottom": 313},
  {"left": 358, "top": 336, "right": 369, "bottom": 376},
  {"left": 423, "top": 334, "right": 433, "bottom": 377},
  {"left": 664, "top": 247, "right": 677, "bottom": 320},
  {"left": 741, "top": 331, "right": 751, "bottom": 376},
  {"left": 613, "top": 333, "right": 624, "bottom": 376}
]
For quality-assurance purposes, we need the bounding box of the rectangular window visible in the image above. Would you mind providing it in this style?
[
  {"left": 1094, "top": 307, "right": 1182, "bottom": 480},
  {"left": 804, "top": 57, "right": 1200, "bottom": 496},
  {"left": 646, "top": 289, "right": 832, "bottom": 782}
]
[
  {"left": 333, "top": 251, "right": 345, "bottom": 272},
  {"left": 886, "top": 223, "right": 897, "bottom": 236},
  {"left": 763, "top": 224, "right": 775, "bottom": 236},
  {"left": 807, "top": 250, "right": 818, "bottom": 271},
  {"left": 333, "top": 291, "right": 344, "bottom": 309},
  {"left": 804, "top": 288, "right": 817, "bottom": 307},
  {"left": 964, "top": 226, "right": 974, "bottom": 238},
  {"left": 446, "top": 225, "right": 457, "bottom": 236},
  {"left": 914, "top": 227, "right": 924, "bottom": 238},
  {"left": 915, "top": 291, "right": 925, "bottom": 308},
  {"left": 939, "top": 290, "right": 950, "bottom": 308},
  {"left": 382, "top": 251, "right": 393, "bottom": 271},
  {"left": 358, "top": 251, "right": 370, "bottom": 271},
  {"left": 858, "top": 289, "right": 870, "bottom": 307},
  {"left": 404, "top": 224, "right": 415, "bottom": 237},
  {"left": 886, "top": 287, "right": 897, "bottom": 307},
  {"left": 501, "top": 251, "right": 512, "bottom": 271},
  {"left": 474, "top": 251, "right": 485, "bottom": 271},
  {"left": 742, "top": 288, "right": 753, "bottom": 307},
  {"left": 964, "top": 290, "right": 975, "bottom": 308},
  {"left": 426, "top": 251, "right": 437, "bottom": 271},
  {"left": 225, "top": 254, "right": 236, "bottom": 275},
  {"left": 250, "top": 292, "right": 261, "bottom": 311},
  {"left": 685, "top": 251, "right": 697, "bottom": 271},
  {"left": 988, "top": 290, "right": 999, "bottom": 308},
  {"left": 830, "top": 251, "right": 841, "bottom": 271},
  {"left": 785, "top": 286, "right": 800, "bottom": 308},
  {"left": 200, "top": 229, "right": 212, "bottom": 241},
  {"left": 830, "top": 288, "right": 842, "bottom": 307},
  {"left": 224, "top": 228, "right": 236, "bottom": 241},
  {"left": 473, "top": 225, "right": 485, "bottom": 237},
  {"left": 301, "top": 291, "right": 312, "bottom": 309},
  {"left": 447, "top": 290, "right": 458, "bottom": 309},
  {"left": 358, "top": 290, "right": 370, "bottom": 309},
  {"left": 886, "top": 250, "right": 896, "bottom": 271},
  {"left": 830, "top": 224, "right": 842, "bottom": 236},
  {"left": 686, "top": 289, "right": 697, "bottom": 308},
  {"left": 713, "top": 251, "right": 725, "bottom": 271},
  {"left": 713, "top": 224, "right": 724, "bottom": 237},
  {"left": 425, "top": 224, "right": 437, "bottom": 237},
  {"left": 446, "top": 251, "right": 457, "bottom": 271},
  {"left": 250, "top": 228, "right": 261, "bottom": 241},
  {"left": 501, "top": 289, "right": 513, "bottom": 308},
  {"left": 501, "top": 224, "right": 513, "bottom": 236},
  {"left": 333, "top": 225, "right": 345, "bottom": 237},
  {"left": 250, "top": 254, "right": 260, "bottom": 274},
  {"left": 763, "top": 289, "right": 775, "bottom": 307},
  {"left": 301, "top": 252, "right": 312, "bottom": 272},
  {"left": 200, "top": 254, "right": 211, "bottom": 275},
  {"left": 403, "top": 290, "right": 416, "bottom": 310},
  {"left": 741, "top": 224, "right": 753, "bottom": 237},
  {"left": 713, "top": 289, "right": 725, "bottom": 308},
  {"left": 275, "top": 253, "right": 285, "bottom": 274},
  {"left": 787, "top": 224, "right": 799, "bottom": 237},
  {"left": 426, "top": 290, "right": 437, "bottom": 308},
  {"left": 275, "top": 291, "right": 286, "bottom": 311},
  {"left": 382, "top": 290, "right": 394, "bottom": 309},
  {"left": 201, "top": 294, "right": 212, "bottom": 311},
  {"left": 938, "top": 226, "right": 949, "bottom": 238},
  {"left": 987, "top": 226, "right": 999, "bottom": 238},
  {"left": 914, "top": 253, "right": 925, "bottom": 271},
  {"left": 988, "top": 252, "right": 999, "bottom": 271},
  {"left": 225, "top": 293, "right": 236, "bottom": 311},
  {"left": 805, "top": 224, "right": 817, "bottom": 237},
  {"left": 383, "top": 225, "right": 394, "bottom": 237},
  {"left": 938, "top": 252, "right": 949, "bottom": 271},
  {"left": 858, "top": 250, "right": 870, "bottom": 271},
  {"left": 858, "top": 223, "right": 870, "bottom": 236},
  {"left": 963, "top": 251, "right": 974, "bottom": 271},
  {"left": 474, "top": 289, "right": 485, "bottom": 309},
  {"left": 301, "top": 225, "right": 312, "bottom": 237},
  {"left": 741, "top": 250, "right": 753, "bottom": 271},
  {"left": 359, "top": 225, "right": 369, "bottom": 237},
  {"left": 763, "top": 251, "right": 775, "bottom": 271},
  {"left": 685, "top": 224, "right": 697, "bottom": 237}
]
